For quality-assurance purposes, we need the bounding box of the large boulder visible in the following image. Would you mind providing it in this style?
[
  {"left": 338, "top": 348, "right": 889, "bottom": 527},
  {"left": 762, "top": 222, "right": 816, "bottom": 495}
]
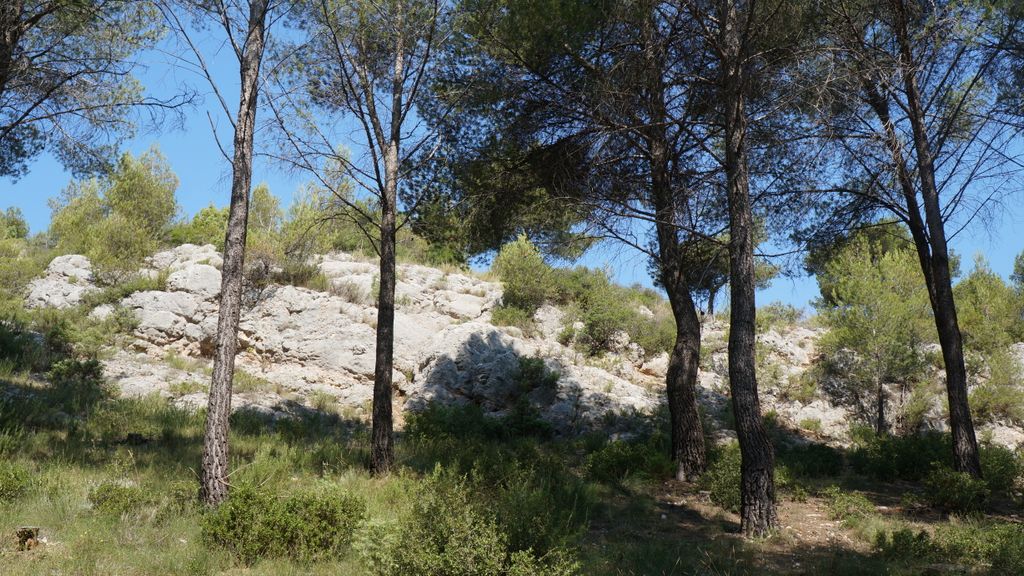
[{"left": 25, "top": 255, "right": 100, "bottom": 309}]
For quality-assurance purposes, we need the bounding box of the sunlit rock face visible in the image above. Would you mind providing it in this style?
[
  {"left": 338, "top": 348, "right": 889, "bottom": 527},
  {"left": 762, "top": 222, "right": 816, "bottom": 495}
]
[{"left": 24, "top": 246, "right": 1024, "bottom": 448}]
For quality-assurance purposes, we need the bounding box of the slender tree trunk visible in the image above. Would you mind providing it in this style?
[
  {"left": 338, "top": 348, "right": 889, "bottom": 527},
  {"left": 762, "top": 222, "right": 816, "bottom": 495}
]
[
  {"left": 707, "top": 287, "right": 717, "bottom": 317},
  {"left": 890, "top": 0, "right": 981, "bottom": 477},
  {"left": 199, "top": 0, "right": 268, "bottom": 506},
  {"left": 875, "top": 376, "right": 886, "bottom": 435},
  {"left": 371, "top": 165, "right": 396, "bottom": 474},
  {"left": 720, "top": 0, "right": 777, "bottom": 537},
  {"left": 370, "top": 9, "right": 405, "bottom": 475}
]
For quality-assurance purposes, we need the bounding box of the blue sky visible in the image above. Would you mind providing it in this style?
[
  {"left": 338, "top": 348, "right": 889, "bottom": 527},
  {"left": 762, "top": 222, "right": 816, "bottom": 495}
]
[{"left": 2, "top": 35, "right": 1023, "bottom": 311}]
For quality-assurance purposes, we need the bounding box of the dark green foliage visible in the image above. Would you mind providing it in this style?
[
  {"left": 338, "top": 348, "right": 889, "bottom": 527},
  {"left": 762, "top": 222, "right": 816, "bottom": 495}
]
[
  {"left": 701, "top": 442, "right": 743, "bottom": 513},
  {"left": 0, "top": 461, "right": 31, "bottom": 503},
  {"left": 47, "top": 358, "right": 109, "bottom": 415},
  {"left": 362, "top": 468, "right": 580, "bottom": 576},
  {"left": 876, "top": 520, "right": 1024, "bottom": 573},
  {"left": 777, "top": 443, "right": 844, "bottom": 479},
  {"left": 980, "top": 444, "right": 1021, "bottom": 494},
  {"left": 202, "top": 484, "right": 366, "bottom": 564},
  {"left": 820, "top": 486, "right": 875, "bottom": 524},
  {"left": 88, "top": 481, "right": 150, "bottom": 516},
  {"left": 169, "top": 204, "right": 229, "bottom": 249},
  {"left": 923, "top": 466, "right": 990, "bottom": 512},
  {"left": 586, "top": 437, "right": 674, "bottom": 483},
  {"left": 492, "top": 235, "right": 553, "bottom": 314},
  {"left": 849, "top": 431, "right": 951, "bottom": 482},
  {"left": 491, "top": 306, "right": 535, "bottom": 332}
]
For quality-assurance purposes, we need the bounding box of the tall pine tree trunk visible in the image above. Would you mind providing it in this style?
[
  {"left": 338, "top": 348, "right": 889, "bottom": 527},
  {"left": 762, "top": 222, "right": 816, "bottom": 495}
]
[
  {"left": 371, "top": 145, "right": 397, "bottom": 474},
  {"left": 199, "top": 0, "right": 268, "bottom": 506},
  {"left": 720, "top": 0, "right": 777, "bottom": 536},
  {"left": 890, "top": 0, "right": 981, "bottom": 477},
  {"left": 370, "top": 9, "right": 405, "bottom": 475},
  {"left": 642, "top": 8, "right": 706, "bottom": 481}
]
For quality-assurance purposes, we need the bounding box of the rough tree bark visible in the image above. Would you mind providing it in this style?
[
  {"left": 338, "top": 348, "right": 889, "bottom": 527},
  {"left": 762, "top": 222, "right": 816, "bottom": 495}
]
[
  {"left": 370, "top": 5, "right": 406, "bottom": 475},
  {"left": 643, "top": 10, "right": 706, "bottom": 480},
  {"left": 888, "top": 0, "right": 981, "bottom": 477},
  {"left": 199, "top": 0, "right": 269, "bottom": 506},
  {"left": 720, "top": 0, "right": 778, "bottom": 537}
]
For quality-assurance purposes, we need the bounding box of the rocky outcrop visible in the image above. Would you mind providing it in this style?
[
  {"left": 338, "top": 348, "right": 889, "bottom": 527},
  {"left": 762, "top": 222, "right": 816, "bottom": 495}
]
[
  {"left": 25, "top": 247, "right": 1024, "bottom": 447},
  {"left": 25, "top": 255, "right": 100, "bottom": 309}
]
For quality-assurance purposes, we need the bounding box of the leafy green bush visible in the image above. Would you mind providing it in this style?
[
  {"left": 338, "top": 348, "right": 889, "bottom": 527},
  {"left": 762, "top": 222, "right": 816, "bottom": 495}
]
[
  {"left": 169, "top": 204, "right": 229, "bottom": 249},
  {"left": 756, "top": 302, "right": 804, "bottom": 332},
  {"left": 0, "top": 461, "right": 31, "bottom": 503},
  {"left": 923, "top": 466, "right": 990, "bottom": 512},
  {"left": 980, "top": 444, "right": 1020, "bottom": 494},
  {"left": 849, "top": 431, "right": 950, "bottom": 482},
  {"left": 587, "top": 438, "right": 674, "bottom": 483},
  {"left": 202, "top": 483, "right": 366, "bottom": 564},
  {"left": 778, "top": 443, "right": 844, "bottom": 478},
  {"left": 876, "top": 518, "right": 1024, "bottom": 572},
  {"left": 49, "top": 147, "right": 179, "bottom": 281},
  {"left": 701, "top": 442, "right": 742, "bottom": 513},
  {"left": 47, "top": 358, "right": 109, "bottom": 415},
  {"left": 361, "top": 468, "right": 579, "bottom": 576},
  {"left": 88, "top": 481, "right": 149, "bottom": 515},
  {"left": 821, "top": 486, "right": 875, "bottom": 524},
  {"left": 491, "top": 306, "right": 534, "bottom": 332},
  {"left": 970, "top": 350, "right": 1024, "bottom": 424},
  {"left": 492, "top": 235, "right": 554, "bottom": 314}
]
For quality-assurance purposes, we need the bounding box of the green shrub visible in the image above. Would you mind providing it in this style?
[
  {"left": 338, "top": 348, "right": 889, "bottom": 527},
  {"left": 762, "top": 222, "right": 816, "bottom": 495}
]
[
  {"left": 980, "top": 443, "right": 1020, "bottom": 494},
  {"left": 821, "top": 486, "right": 875, "bottom": 524},
  {"left": 47, "top": 358, "right": 109, "bottom": 415},
  {"left": 0, "top": 461, "right": 31, "bottom": 503},
  {"left": 50, "top": 147, "right": 179, "bottom": 281},
  {"left": 701, "top": 443, "right": 742, "bottom": 513},
  {"left": 778, "top": 443, "right": 844, "bottom": 478},
  {"left": 88, "top": 481, "right": 149, "bottom": 515},
  {"left": 923, "top": 466, "right": 990, "bottom": 512},
  {"left": 492, "top": 236, "right": 554, "bottom": 314},
  {"left": 970, "top": 350, "right": 1024, "bottom": 424},
  {"left": 756, "top": 302, "right": 804, "bottom": 333},
  {"left": 587, "top": 439, "right": 674, "bottom": 483},
  {"left": 849, "top": 431, "right": 950, "bottom": 482},
  {"left": 491, "top": 306, "right": 534, "bottom": 332},
  {"left": 362, "top": 468, "right": 579, "bottom": 576},
  {"left": 169, "top": 204, "right": 229, "bottom": 249},
  {"left": 876, "top": 518, "right": 1024, "bottom": 571},
  {"left": 202, "top": 483, "right": 366, "bottom": 564}
]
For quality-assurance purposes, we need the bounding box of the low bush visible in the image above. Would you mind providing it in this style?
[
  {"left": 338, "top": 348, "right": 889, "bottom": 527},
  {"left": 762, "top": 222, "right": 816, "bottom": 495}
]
[
  {"left": 47, "top": 358, "right": 109, "bottom": 415},
  {"left": 701, "top": 442, "right": 742, "bottom": 513},
  {"left": 980, "top": 443, "right": 1021, "bottom": 494},
  {"left": 778, "top": 443, "right": 844, "bottom": 478},
  {"left": 849, "top": 431, "right": 950, "bottom": 482},
  {"left": 202, "top": 483, "right": 366, "bottom": 564},
  {"left": 0, "top": 461, "right": 31, "bottom": 503},
  {"left": 876, "top": 518, "right": 1024, "bottom": 573},
  {"left": 88, "top": 481, "right": 150, "bottom": 516},
  {"left": 360, "top": 468, "right": 580, "bottom": 576},
  {"left": 492, "top": 236, "right": 554, "bottom": 314},
  {"left": 587, "top": 437, "right": 674, "bottom": 483},
  {"left": 491, "top": 306, "right": 535, "bottom": 332},
  {"left": 821, "top": 486, "right": 875, "bottom": 525},
  {"left": 923, "top": 466, "right": 990, "bottom": 513},
  {"left": 756, "top": 302, "right": 804, "bottom": 333}
]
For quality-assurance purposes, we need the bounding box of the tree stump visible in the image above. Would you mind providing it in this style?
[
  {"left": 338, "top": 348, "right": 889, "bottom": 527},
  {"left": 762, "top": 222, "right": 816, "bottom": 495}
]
[{"left": 15, "top": 526, "right": 39, "bottom": 551}]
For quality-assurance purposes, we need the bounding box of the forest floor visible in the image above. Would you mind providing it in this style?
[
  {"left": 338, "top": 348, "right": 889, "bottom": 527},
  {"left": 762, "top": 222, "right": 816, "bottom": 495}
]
[{"left": 1, "top": 370, "right": 1021, "bottom": 576}]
